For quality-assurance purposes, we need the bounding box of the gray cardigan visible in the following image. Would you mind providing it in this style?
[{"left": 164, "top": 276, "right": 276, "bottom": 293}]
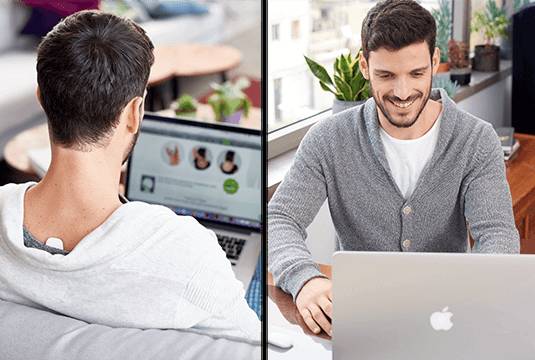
[{"left": 268, "top": 88, "right": 520, "bottom": 299}]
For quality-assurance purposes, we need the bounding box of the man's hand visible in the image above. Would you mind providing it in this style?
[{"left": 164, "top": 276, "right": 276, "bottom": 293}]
[{"left": 295, "top": 277, "right": 332, "bottom": 336}]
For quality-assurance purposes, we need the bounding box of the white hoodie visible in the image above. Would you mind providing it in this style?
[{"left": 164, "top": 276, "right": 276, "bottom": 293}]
[{"left": 0, "top": 182, "right": 260, "bottom": 343}]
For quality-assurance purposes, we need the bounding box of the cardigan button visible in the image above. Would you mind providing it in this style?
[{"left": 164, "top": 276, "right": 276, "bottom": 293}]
[
  {"left": 402, "top": 239, "right": 412, "bottom": 249},
  {"left": 403, "top": 206, "right": 412, "bottom": 215}
]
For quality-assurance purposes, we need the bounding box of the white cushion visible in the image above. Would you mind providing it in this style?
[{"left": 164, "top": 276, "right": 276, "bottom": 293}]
[{"left": 0, "top": 299, "right": 261, "bottom": 360}]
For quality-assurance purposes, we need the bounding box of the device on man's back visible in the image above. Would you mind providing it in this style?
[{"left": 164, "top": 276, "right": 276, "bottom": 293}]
[
  {"left": 124, "top": 114, "right": 261, "bottom": 289},
  {"left": 332, "top": 251, "right": 535, "bottom": 360}
]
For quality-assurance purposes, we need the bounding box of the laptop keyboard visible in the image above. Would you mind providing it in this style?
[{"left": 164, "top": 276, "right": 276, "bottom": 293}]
[{"left": 216, "top": 234, "right": 247, "bottom": 264}]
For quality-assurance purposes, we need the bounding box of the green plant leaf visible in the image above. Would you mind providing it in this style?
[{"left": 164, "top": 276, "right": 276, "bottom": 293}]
[
  {"left": 304, "top": 55, "right": 333, "bottom": 85},
  {"left": 319, "top": 80, "right": 339, "bottom": 96},
  {"left": 350, "top": 74, "right": 366, "bottom": 101},
  {"left": 334, "top": 74, "right": 352, "bottom": 100},
  {"left": 339, "top": 55, "right": 351, "bottom": 81},
  {"left": 356, "top": 82, "right": 370, "bottom": 101}
]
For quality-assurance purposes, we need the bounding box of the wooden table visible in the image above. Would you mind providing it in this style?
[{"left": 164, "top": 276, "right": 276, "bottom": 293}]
[
  {"left": 147, "top": 44, "right": 242, "bottom": 110},
  {"left": 149, "top": 44, "right": 242, "bottom": 85},
  {"left": 505, "top": 134, "right": 535, "bottom": 252}
]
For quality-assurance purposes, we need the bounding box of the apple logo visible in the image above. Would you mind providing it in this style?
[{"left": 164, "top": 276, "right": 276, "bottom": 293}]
[{"left": 429, "top": 307, "right": 453, "bottom": 331}]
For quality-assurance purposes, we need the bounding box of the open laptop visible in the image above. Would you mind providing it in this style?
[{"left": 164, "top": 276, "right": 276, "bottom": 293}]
[
  {"left": 125, "top": 114, "right": 261, "bottom": 289},
  {"left": 332, "top": 251, "right": 535, "bottom": 360}
]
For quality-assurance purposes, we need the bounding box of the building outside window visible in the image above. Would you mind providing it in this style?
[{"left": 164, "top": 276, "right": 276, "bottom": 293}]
[{"left": 291, "top": 19, "right": 301, "bottom": 39}]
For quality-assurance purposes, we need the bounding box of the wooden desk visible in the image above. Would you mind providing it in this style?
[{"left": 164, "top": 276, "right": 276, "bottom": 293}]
[{"left": 505, "top": 134, "right": 535, "bottom": 252}]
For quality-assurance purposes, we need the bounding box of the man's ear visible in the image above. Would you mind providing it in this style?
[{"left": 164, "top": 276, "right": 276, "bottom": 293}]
[
  {"left": 126, "top": 96, "right": 144, "bottom": 134},
  {"left": 432, "top": 47, "right": 440, "bottom": 75},
  {"left": 359, "top": 51, "right": 369, "bottom": 80},
  {"left": 36, "top": 87, "right": 43, "bottom": 107}
]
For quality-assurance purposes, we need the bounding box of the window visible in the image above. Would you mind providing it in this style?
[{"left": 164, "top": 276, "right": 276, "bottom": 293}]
[
  {"left": 272, "top": 24, "right": 280, "bottom": 41},
  {"left": 268, "top": 0, "right": 443, "bottom": 134}
]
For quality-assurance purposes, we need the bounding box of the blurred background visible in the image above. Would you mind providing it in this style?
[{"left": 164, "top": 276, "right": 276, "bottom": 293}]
[{"left": 0, "top": 0, "right": 261, "bottom": 185}]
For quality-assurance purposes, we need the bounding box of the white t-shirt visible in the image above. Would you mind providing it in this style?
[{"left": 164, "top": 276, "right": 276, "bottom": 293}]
[
  {"left": 379, "top": 111, "right": 443, "bottom": 199},
  {"left": 0, "top": 182, "right": 260, "bottom": 344}
]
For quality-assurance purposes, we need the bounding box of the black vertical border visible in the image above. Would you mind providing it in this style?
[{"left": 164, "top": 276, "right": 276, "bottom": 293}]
[{"left": 261, "top": 0, "right": 268, "bottom": 358}]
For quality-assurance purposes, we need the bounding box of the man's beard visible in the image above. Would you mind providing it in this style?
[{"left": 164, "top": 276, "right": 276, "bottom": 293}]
[
  {"left": 371, "top": 77, "right": 432, "bottom": 129},
  {"left": 122, "top": 130, "right": 140, "bottom": 165}
]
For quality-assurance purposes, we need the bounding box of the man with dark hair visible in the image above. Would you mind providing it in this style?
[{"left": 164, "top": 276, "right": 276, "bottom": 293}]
[
  {"left": 268, "top": 0, "right": 518, "bottom": 337},
  {"left": 0, "top": 10, "right": 259, "bottom": 343}
]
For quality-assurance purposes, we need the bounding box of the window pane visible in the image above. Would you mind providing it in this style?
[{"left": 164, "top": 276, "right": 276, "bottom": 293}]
[{"left": 268, "top": 0, "right": 442, "bottom": 133}]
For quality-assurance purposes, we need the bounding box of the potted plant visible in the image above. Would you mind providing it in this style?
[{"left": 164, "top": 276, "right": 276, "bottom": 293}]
[
  {"left": 304, "top": 51, "right": 370, "bottom": 114},
  {"left": 431, "top": 0, "right": 452, "bottom": 73},
  {"left": 471, "top": 0, "right": 509, "bottom": 71},
  {"left": 208, "top": 77, "right": 251, "bottom": 124},
  {"left": 432, "top": 75, "right": 460, "bottom": 99},
  {"left": 172, "top": 94, "right": 198, "bottom": 118},
  {"left": 448, "top": 40, "right": 471, "bottom": 86}
]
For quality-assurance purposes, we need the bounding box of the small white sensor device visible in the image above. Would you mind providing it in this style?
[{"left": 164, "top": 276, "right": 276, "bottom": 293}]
[{"left": 45, "top": 237, "right": 64, "bottom": 251}]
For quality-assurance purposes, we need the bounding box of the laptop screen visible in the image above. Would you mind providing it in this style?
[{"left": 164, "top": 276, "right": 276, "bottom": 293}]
[{"left": 125, "top": 114, "right": 262, "bottom": 231}]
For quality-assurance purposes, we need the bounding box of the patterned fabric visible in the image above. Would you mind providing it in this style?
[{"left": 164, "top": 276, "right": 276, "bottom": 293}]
[{"left": 245, "top": 254, "right": 262, "bottom": 320}]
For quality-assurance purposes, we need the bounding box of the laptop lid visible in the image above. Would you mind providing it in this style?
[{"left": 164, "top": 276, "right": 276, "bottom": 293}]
[
  {"left": 125, "top": 114, "right": 262, "bottom": 232},
  {"left": 332, "top": 251, "right": 535, "bottom": 360}
]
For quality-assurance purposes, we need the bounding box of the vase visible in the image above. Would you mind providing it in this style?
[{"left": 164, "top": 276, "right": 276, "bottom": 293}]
[
  {"left": 332, "top": 98, "right": 366, "bottom": 114},
  {"left": 450, "top": 68, "right": 471, "bottom": 86},
  {"left": 437, "top": 62, "right": 450, "bottom": 73},
  {"left": 473, "top": 45, "right": 500, "bottom": 72},
  {"left": 222, "top": 110, "right": 243, "bottom": 124}
]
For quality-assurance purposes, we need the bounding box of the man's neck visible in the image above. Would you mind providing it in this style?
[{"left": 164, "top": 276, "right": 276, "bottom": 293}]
[
  {"left": 379, "top": 99, "right": 443, "bottom": 140},
  {"left": 23, "top": 147, "right": 123, "bottom": 251}
]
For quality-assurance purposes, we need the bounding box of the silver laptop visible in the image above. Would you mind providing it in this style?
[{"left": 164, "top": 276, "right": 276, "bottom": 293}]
[
  {"left": 333, "top": 251, "right": 535, "bottom": 360},
  {"left": 125, "top": 114, "right": 261, "bottom": 289}
]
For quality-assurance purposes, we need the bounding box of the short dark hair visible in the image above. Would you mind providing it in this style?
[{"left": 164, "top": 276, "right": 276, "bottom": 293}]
[
  {"left": 361, "top": 0, "right": 436, "bottom": 60},
  {"left": 225, "top": 151, "right": 235, "bottom": 161},
  {"left": 37, "top": 10, "right": 154, "bottom": 149}
]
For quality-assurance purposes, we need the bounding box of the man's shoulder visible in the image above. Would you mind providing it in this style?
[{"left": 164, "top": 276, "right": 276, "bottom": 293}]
[
  {"left": 0, "top": 182, "right": 33, "bottom": 207},
  {"left": 447, "top": 102, "right": 494, "bottom": 137},
  {"left": 127, "top": 201, "right": 211, "bottom": 237},
  {"left": 447, "top": 104, "right": 501, "bottom": 159},
  {"left": 115, "top": 202, "right": 224, "bottom": 267},
  {"left": 304, "top": 104, "right": 364, "bottom": 145}
]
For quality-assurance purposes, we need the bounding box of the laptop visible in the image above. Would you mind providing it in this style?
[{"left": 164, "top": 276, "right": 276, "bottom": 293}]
[
  {"left": 125, "top": 114, "right": 262, "bottom": 289},
  {"left": 332, "top": 251, "right": 535, "bottom": 360}
]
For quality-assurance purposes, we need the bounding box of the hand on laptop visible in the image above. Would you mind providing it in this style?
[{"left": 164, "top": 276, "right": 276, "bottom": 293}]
[{"left": 295, "top": 277, "right": 332, "bottom": 337}]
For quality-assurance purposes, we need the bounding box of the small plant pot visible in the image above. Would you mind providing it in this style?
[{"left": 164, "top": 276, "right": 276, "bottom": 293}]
[
  {"left": 449, "top": 68, "right": 471, "bottom": 86},
  {"left": 473, "top": 45, "right": 500, "bottom": 72},
  {"left": 332, "top": 98, "right": 366, "bottom": 114},
  {"left": 437, "top": 62, "right": 450, "bottom": 73},
  {"left": 222, "top": 110, "right": 243, "bottom": 124}
]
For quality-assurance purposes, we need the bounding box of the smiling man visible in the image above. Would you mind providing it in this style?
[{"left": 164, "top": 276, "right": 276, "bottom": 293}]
[{"left": 268, "top": 0, "right": 519, "bottom": 337}]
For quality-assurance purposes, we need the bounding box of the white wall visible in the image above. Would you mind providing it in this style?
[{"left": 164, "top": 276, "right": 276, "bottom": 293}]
[{"left": 457, "top": 76, "right": 512, "bottom": 128}]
